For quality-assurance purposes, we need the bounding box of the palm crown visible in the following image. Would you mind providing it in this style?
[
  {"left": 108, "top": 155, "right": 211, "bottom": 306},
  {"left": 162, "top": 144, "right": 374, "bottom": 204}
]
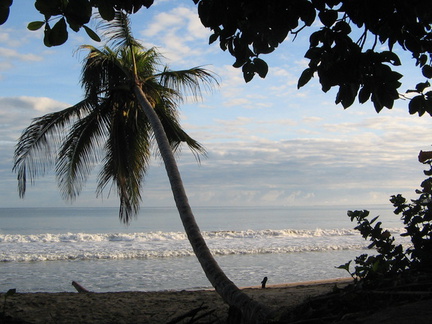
[{"left": 13, "top": 12, "right": 217, "bottom": 223}]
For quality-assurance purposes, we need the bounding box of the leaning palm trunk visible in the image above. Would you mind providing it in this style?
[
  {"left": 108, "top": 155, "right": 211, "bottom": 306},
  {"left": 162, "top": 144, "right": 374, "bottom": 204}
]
[{"left": 133, "top": 85, "right": 271, "bottom": 323}]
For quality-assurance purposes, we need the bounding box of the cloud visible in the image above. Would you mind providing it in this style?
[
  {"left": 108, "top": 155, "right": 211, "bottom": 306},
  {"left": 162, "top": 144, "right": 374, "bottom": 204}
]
[
  {"left": 0, "top": 45, "right": 44, "bottom": 79},
  {"left": 139, "top": 5, "right": 211, "bottom": 63},
  {"left": 0, "top": 96, "right": 69, "bottom": 142},
  {"left": 170, "top": 132, "right": 425, "bottom": 207},
  {"left": 271, "top": 67, "right": 299, "bottom": 86},
  {"left": 0, "top": 47, "right": 42, "bottom": 62},
  {"left": 0, "top": 30, "right": 23, "bottom": 47}
]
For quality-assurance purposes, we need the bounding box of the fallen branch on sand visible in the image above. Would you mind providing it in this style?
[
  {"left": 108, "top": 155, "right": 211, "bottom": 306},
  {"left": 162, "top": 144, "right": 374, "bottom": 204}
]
[{"left": 71, "top": 281, "right": 90, "bottom": 293}]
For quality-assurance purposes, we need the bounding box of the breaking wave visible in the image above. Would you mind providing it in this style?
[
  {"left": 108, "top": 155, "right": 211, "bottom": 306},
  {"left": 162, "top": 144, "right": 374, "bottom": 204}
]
[
  {"left": 0, "top": 228, "right": 406, "bottom": 262},
  {"left": 0, "top": 228, "right": 381, "bottom": 243}
]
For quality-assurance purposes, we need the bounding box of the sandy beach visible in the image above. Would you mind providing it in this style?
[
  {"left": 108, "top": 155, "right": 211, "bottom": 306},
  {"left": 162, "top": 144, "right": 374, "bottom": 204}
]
[{"left": 1, "top": 279, "right": 352, "bottom": 323}]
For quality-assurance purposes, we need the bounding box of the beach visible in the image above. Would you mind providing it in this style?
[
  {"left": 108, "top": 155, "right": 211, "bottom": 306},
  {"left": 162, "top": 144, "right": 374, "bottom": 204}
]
[
  {"left": 2, "top": 279, "right": 351, "bottom": 323},
  {"left": 2, "top": 207, "right": 416, "bottom": 323}
]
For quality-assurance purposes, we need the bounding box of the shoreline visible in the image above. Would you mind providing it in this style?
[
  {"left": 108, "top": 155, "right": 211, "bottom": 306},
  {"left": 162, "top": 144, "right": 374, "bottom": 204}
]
[
  {"left": 239, "top": 277, "right": 352, "bottom": 289},
  {"left": 2, "top": 278, "right": 352, "bottom": 323}
]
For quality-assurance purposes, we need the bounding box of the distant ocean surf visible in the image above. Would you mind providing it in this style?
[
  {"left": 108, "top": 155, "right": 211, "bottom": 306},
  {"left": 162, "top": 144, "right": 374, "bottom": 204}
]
[{"left": 0, "top": 206, "right": 406, "bottom": 292}]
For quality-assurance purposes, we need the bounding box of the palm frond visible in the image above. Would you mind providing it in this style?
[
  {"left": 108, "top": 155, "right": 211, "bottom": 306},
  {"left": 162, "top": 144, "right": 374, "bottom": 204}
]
[
  {"left": 13, "top": 100, "right": 93, "bottom": 197},
  {"left": 97, "top": 11, "right": 142, "bottom": 52},
  {"left": 56, "top": 103, "right": 110, "bottom": 200},
  {"left": 80, "top": 45, "right": 133, "bottom": 98},
  {"left": 154, "top": 100, "right": 206, "bottom": 160},
  {"left": 15, "top": 12, "right": 217, "bottom": 224},
  {"left": 134, "top": 47, "right": 161, "bottom": 76},
  {"left": 155, "top": 66, "right": 219, "bottom": 103},
  {"left": 97, "top": 98, "right": 151, "bottom": 223}
]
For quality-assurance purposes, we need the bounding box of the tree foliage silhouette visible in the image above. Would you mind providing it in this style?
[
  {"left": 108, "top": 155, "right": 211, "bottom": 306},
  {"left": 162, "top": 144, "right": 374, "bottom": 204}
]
[{"left": 3, "top": 0, "right": 431, "bottom": 115}]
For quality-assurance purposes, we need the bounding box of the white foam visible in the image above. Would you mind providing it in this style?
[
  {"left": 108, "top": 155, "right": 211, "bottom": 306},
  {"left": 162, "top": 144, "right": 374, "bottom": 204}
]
[
  {"left": 1, "top": 227, "right": 402, "bottom": 243},
  {"left": 0, "top": 227, "right": 408, "bottom": 263}
]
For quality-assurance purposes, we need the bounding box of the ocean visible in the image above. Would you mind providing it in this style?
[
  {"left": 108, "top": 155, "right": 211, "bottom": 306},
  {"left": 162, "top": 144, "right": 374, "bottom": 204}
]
[{"left": 0, "top": 205, "right": 407, "bottom": 293}]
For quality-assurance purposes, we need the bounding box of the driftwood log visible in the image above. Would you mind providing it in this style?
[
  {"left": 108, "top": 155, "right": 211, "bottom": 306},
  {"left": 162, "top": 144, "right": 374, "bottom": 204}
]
[{"left": 71, "top": 281, "right": 90, "bottom": 293}]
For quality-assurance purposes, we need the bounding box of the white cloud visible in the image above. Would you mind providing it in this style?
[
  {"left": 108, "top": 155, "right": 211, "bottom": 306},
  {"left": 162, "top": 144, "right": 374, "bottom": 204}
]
[
  {"left": 139, "top": 5, "right": 211, "bottom": 63},
  {"left": 271, "top": 67, "right": 298, "bottom": 86},
  {"left": 0, "top": 30, "right": 23, "bottom": 47},
  {"left": 0, "top": 47, "right": 42, "bottom": 62},
  {"left": 0, "top": 96, "right": 69, "bottom": 142}
]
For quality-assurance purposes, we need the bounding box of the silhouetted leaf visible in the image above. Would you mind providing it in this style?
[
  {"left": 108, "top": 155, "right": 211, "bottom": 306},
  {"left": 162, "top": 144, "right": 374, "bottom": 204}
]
[
  {"left": 98, "top": 1, "right": 116, "bottom": 21},
  {"left": 0, "top": 0, "right": 12, "bottom": 25},
  {"left": 142, "top": 0, "right": 154, "bottom": 8},
  {"left": 409, "top": 95, "right": 425, "bottom": 115},
  {"left": 43, "top": 23, "right": 52, "bottom": 47},
  {"left": 319, "top": 9, "right": 338, "bottom": 27},
  {"left": 422, "top": 65, "right": 432, "bottom": 79},
  {"left": 297, "top": 68, "right": 314, "bottom": 88},
  {"left": 300, "top": 1, "right": 316, "bottom": 26},
  {"left": 242, "top": 63, "right": 254, "bottom": 83},
  {"left": 209, "top": 33, "right": 218, "bottom": 44},
  {"left": 417, "top": 54, "right": 428, "bottom": 67},
  {"left": 309, "top": 31, "right": 323, "bottom": 47},
  {"left": 416, "top": 81, "right": 430, "bottom": 93},
  {"left": 304, "top": 47, "right": 323, "bottom": 60},
  {"left": 83, "top": 25, "right": 101, "bottom": 42},
  {"left": 358, "top": 85, "right": 371, "bottom": 104},
  {"left": 66, "top": 0, "right": 91, "bottom": 25},
  {"left": 381, "top": 51, "right": 401, "bottom": 66},
  {"left": 49, "top": 17, "right": 68, "bottom": 46},
  {"left": 425, "top": 97, "right": 432, "bottom": 116},
  {"left": 253, "top": 58, "right": 268, "bottom": 78},
  {"left": 28, "top": 21, "right": 45, "bottom": 31},
  {"left": 233, "top": 57, "right": 246, "bottom": 68},
  {"left": 35, "top": 0, "right": 63, "bottom": 16},
  {"left": 334, "top": 21, "right": 351, "bottom": 35}
]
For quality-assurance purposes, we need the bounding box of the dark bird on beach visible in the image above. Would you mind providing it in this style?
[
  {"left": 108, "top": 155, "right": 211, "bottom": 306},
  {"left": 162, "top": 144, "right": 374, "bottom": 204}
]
[{"left": 261, "top": 276, "right": 268, "bottom": 289}]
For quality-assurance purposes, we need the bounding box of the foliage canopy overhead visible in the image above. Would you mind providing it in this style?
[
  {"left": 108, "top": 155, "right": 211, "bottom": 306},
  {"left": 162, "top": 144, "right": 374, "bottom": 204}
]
[{"left": 2, "top": 0, "right": 432, "bottom": 115}]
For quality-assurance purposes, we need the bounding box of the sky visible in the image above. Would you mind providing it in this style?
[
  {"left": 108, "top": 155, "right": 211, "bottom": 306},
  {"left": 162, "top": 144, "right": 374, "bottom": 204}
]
[{"left": 0, "top": 0, "right": 431, "bottom": 211}]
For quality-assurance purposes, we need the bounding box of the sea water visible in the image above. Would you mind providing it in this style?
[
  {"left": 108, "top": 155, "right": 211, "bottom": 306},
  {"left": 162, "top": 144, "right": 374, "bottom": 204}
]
[{"left": 0, "top": 205, "right": 408, "bottom": 292}]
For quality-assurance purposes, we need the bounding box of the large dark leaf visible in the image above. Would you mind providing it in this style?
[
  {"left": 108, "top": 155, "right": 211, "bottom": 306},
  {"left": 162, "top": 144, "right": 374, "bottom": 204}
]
[
  {"left": 43, "top": 23, "right": 52, "bottom": 47},
  {"left": 422, "top": 65, "right": 432, "bottom": 79},
  {"left": 358, "top": 85, "right": 371, "bottom": 104},
  {"left": 253, "top": 58, "right": 268, "bottom": 78},
  {"left": 98, "top": 1, "right": 116, "bottom": 21},
  {"left": 35, "top": 0, "right": 63, "bottom": 16},
  {"left": 409, "top": 95, "right": 425, "bottom": 115},
  {"left": 319, "top": 9, "right": 338, "bottom": 27},
  {"left": 141, "top": 0, "right": 154, "bottom": 9},
  {"left": 416, "top": 81, "right": 430, "bottom": 93},
  {"left": 209, "top": 33, "right": 218, "bottom": 45},
  {"left": 299, "top": 0, "right": 316, "bottom": 26},
  {"left": 0, "top": 0, "right": 12, "bottom": 25},
  {"left": 66, "top": 0, "right": 91, "bottom": 25},
  {"left": 297, "top": 68, "right": 314, "bottom": 89},
  {"left": 333, "top": 21, "right": 351, "bottom": 35},
  {"left": 380, "top": 51, "right": 401, "bottom": 66},
  {"left": 49, "top": 17, "right": 68, "bottom": 46},
  {"left": 242, "top": 62, "right": 255, "bottom": 83}
]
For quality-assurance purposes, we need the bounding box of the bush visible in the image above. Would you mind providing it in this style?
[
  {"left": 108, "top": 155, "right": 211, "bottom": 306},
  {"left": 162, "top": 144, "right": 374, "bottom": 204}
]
[{"left": 339, "top": 151, "right": 432, "bottom": 287}]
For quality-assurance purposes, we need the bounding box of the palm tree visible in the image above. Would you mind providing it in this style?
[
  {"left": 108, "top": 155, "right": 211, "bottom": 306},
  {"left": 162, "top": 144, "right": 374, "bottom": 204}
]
[{"left": 13, "top": 12, "right": 270, "bottom": 322}]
